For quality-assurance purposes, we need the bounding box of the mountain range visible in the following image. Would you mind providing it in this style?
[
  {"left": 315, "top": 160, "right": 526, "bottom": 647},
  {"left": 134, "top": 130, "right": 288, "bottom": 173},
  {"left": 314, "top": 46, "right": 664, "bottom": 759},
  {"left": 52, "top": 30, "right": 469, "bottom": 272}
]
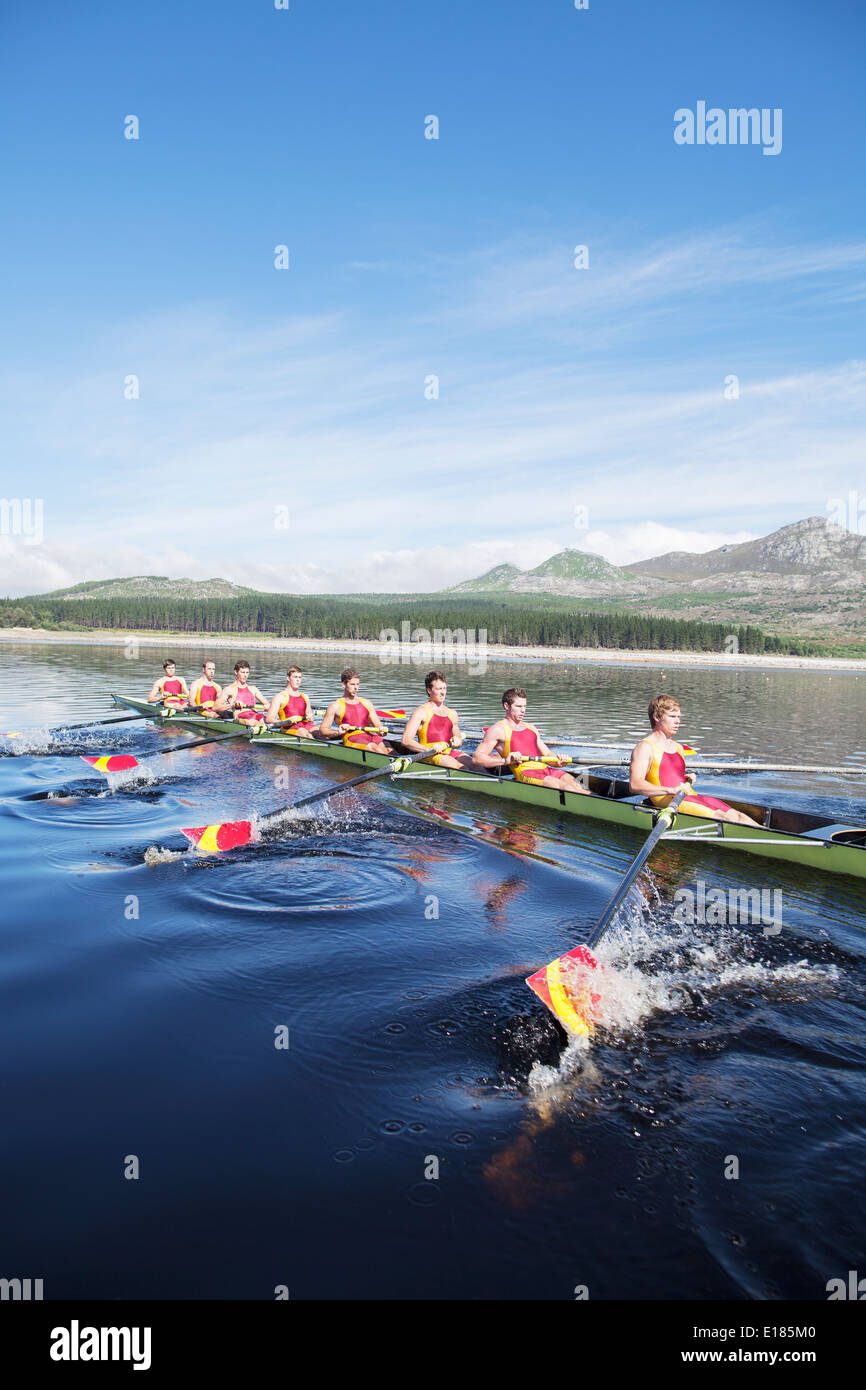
[
  {"left": 444, "top": 517, "right": 866, "bottom": 636},
  {"left": 24, "top": 517, "right": 866, "bottom": 639}
]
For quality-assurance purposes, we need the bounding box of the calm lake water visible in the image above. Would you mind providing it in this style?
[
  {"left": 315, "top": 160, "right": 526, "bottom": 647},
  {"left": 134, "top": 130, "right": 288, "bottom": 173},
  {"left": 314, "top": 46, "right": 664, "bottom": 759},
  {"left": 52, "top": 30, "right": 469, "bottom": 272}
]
[{"left": 1, "top": 641, "right": 865, "bottom": 1299}]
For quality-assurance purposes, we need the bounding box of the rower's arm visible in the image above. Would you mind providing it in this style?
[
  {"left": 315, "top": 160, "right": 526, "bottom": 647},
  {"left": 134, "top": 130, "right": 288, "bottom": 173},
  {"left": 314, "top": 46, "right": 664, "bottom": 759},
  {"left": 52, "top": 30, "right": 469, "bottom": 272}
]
[
  {"left": 450, "top": 715, "right": 464, "bottom": 749},
  {"left": 319, "top": 701, "right": 340, "bottom": 736},
  {"left": 472, "top": 723, "right": 508, "bottom": 769},
  {"left": 265, "top": 692, "right": 284, "bottom": 723},
  {"left": 214, "top": 686, "right": 235, "bottom": 713},
  {"left": 400, "top": 707, "right": 427, "bottom": 753},
  {"left": 629, "top": 742, "right": 687, "bottom": 796},
  {"left": 179, "top": 678, "right": 190, "bottom": 694},
  {"left": 147, "top": 680, "right": 162, "bottom": 702}
]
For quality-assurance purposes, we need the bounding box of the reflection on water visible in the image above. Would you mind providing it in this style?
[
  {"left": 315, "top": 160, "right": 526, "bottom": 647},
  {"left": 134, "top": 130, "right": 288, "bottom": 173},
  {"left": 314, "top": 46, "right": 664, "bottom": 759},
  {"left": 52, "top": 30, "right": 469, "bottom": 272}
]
[{"left": 1, "top": 641, "right": 865, "bottom": 1300}]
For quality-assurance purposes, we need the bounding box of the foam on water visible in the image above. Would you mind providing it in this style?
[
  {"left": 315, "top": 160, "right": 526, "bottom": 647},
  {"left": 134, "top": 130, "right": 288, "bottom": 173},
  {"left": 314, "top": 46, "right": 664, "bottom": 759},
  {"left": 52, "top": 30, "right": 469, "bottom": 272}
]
[
  {"left": 102, "top": 764, "right": 158, "bottom": 792},
  {"left": 144, "top": 844, "right": 187, "bottom": 865},
  {"left": 0, "top": 730, "right": 55, "bottom": 755}
]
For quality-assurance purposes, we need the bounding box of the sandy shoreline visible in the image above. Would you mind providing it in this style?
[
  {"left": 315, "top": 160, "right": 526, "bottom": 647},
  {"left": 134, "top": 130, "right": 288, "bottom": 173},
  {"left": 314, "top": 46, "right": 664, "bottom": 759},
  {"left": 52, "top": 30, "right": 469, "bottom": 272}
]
[{"left": 2, "top": 627, "right": 865, "bottom": 672}]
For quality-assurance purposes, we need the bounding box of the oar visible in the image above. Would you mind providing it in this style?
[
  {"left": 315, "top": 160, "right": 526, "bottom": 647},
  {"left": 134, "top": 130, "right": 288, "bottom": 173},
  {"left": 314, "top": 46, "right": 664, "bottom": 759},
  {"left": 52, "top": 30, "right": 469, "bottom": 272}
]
[
  {"left": 661, "top": 757, "right": 866, "bottom": 776},
  {"left": 549, "top": 754, "right": 866, "bottom": 778},
  {"left": 180, "top": 747, "right": 443, "bottom": 853},
  {"left": 81, "top": 729, "right": 249, "bottom": 775},
  {"left": 269, "top": 707, "right": 404, "bottom": 723},
  {"left": 526, "top": 787, "right": 688, "bottom": 1037}
]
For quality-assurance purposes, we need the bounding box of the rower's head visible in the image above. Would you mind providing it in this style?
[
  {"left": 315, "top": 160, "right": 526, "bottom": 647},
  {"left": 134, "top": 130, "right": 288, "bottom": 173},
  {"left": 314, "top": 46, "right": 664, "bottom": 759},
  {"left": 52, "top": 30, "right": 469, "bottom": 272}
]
[
  {"left": 202, "top": 661, "right": 216, "bottom": 679},
  {"left": 163, "top": 660, "right": 176, "bottom": 674},
  {"left": 341, "top": 667, "right": 360, "bottom": 697},
  {"left": 287, "top": 666, "right": 303, "bottom": 691},
  {"left": 502, "top": 687, "right": 527, "bottom": 724},
  {"left": 649, "top": 694, "right": 681, "bottom": 734},
  {"left": 425, "top": 670, "right": 447, "bottom": 704},
  {"left": 234, "top": 661, "right": 251, "bottom": 684}
]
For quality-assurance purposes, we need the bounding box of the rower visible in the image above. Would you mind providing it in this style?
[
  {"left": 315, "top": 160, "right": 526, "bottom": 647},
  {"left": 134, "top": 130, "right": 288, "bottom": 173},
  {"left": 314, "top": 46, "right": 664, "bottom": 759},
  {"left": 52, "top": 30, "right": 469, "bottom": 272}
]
[
  {"left": 472, "top": 687, "right": 590, "bottom": 792},
  {"left": 266, "top": 666, "right": 318, "bottom": 738},
  {"left": 189, "top": 660, "right": 222, "bottom": 718},
  {"left": 214, "top": 661, "right": 270, "bottom": 729},
  {"left": 630, "top": 695, "right": 761, "bottom": 826},
  {"left": 147, "top": 659, "right": 189, "bottom": 710},
  {"left": 319, "top": 668, "right": 392, "bottom": 754},
  {"left": 400, "top": 670, "right": 473, "bottom": 769}
]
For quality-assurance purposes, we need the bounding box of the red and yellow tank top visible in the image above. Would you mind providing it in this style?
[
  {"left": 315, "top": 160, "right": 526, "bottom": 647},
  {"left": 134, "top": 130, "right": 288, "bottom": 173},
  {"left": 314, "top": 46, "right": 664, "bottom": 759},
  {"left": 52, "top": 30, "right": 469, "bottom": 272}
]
[
  {"left": 336, "top": 696, "right": 375, "bottom": 728},
  {"left": 191, "top": 679, "right": 219, "bottom": 708},
  {"left": 501, "top": 722, "right": 542, "bottom": 758},
  {"left": 159, "top": 677, "right": 186, "bottom": 707},
  {"left": 278, "top": 692, "right": 310, "bottom": 722},
  {"left": 640, "top": 737, "right": 732, "bottom": 817},
  {"left": 417, "top": 703, "right": 457, "bottom": 746},
  {"left": 641, "top": 738, "right": 685, "bottom": 803}
]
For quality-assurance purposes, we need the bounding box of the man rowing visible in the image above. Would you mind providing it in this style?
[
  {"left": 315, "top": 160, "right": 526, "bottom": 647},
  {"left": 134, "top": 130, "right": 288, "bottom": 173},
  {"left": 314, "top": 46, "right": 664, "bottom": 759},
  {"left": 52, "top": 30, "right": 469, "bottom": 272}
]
[
  {"left": 400, "top": 671, "right": 473, "bottom": 769},
  {"left": 266, "top": 666, "right": 318, "bottom": 737},
  {"left": 147, "top": 660, "right": 189, "bottom": 710},
  {"left": 319, "top": 668, "right": 392, "bottom": 753},
  {"left": 472, "top": 687, "right": 590, "bottom": 792},
  {"left": 215, "top": 661, "right": 270, "bottom": 727},
  {"left": 189, "top": 660, "right": 222, "bottom": 718},
  {"left": 629, "top": 695, "right": 761, "bottom": 826}
]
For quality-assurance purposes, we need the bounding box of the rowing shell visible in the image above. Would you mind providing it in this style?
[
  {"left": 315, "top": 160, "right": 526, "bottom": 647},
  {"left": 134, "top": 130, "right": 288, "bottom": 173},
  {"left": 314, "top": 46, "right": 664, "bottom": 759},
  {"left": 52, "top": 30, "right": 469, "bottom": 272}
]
[{"left": 110, "top": 695, "right": 866, "bottom": 881}]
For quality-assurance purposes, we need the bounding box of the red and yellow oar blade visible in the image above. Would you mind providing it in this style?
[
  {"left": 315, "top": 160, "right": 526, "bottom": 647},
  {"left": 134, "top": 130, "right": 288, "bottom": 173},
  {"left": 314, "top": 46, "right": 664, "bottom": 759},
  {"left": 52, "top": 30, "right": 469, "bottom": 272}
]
[
  {"left": 376, "top": 709, "right": 405, "bottom": 719},
  {"left": 180, "top": 819, "right": 256, "bottom": 853},
  {"left": 526, "top": 944, "right": 601, "bottom": 1036},
  {"left": 81, "top": 754, "right": 141, "bottom": 773}
]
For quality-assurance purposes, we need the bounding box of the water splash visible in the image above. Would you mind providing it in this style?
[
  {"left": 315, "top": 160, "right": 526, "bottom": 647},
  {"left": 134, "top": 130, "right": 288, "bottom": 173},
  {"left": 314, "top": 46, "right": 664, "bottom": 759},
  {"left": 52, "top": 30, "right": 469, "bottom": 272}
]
[
  {"left": 144, "top": 845, "right": 187, "bottom": 866},
  {"left": 527, "top": 882, "right": 841, "bottom": 1087}
]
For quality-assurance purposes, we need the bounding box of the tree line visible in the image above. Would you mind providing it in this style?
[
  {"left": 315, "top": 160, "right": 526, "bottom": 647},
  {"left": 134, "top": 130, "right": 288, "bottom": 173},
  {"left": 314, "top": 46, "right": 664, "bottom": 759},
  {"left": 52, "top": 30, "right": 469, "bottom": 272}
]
[{"left": 0, "top": 593, "right": 822, "bottom": 655}]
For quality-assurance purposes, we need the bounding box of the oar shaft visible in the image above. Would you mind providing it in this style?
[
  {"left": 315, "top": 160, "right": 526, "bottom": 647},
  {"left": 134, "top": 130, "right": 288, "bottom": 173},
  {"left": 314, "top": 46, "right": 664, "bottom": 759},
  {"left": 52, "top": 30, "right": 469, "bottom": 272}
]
[
  {"left": 256, "top": 750, "right": 428, "bottom": 832},
  {"left": 585, "top": 788, "right": 687, "bottom": 949},
  {"left": 149, "top": 731, "right": 248, "bottom": 757},
  {"left": 675, "top": 759, "right": 865, "bottom": 776},
  {"left": 560, "top": 755, "right": 866, "bottom": 777}
]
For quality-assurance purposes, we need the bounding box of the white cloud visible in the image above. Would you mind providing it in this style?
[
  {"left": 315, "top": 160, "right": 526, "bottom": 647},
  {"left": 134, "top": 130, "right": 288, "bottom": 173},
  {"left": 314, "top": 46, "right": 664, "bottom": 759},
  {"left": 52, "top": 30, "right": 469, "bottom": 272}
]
[
  {"left": 581, "top": 525, "right": 756, "bottom": 568},
  {"left": 2, "top": 223, "right": 864, "bottom": 595}
]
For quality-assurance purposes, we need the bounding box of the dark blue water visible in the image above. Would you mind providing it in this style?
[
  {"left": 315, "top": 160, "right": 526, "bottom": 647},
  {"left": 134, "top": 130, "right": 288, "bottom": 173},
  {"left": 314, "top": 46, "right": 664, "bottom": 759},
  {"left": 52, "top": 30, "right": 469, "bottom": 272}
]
[{"left": 1, "top": 642, "right": 865, "bottom": 1299}]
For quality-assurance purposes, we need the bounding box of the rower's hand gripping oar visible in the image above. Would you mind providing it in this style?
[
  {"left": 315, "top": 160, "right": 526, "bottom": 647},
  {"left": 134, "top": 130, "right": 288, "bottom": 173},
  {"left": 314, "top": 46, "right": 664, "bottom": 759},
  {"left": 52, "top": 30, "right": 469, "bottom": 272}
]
[
  {"left": 526, "top": 787, "right": 688, "bottom": 1036},
  {"left": 81, "top": 729, "right": 249, "bottom": 775},
  {"left": 180, "top": 746, "right": 446, "bottom": 853}
]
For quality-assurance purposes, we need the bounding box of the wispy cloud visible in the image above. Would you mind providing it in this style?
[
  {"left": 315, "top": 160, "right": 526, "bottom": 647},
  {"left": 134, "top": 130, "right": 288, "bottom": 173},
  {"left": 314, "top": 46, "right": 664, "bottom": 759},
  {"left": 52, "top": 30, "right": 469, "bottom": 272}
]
[{"left": 1, "top": 224, "right": 864, "bottom": 597}]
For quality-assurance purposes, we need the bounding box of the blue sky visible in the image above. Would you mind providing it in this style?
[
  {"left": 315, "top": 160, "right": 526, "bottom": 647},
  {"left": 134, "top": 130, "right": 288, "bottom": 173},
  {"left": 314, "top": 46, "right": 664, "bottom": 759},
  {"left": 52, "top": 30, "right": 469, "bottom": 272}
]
[{"left": 1, "top": 0, "right": 864, "bottom": 595}]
